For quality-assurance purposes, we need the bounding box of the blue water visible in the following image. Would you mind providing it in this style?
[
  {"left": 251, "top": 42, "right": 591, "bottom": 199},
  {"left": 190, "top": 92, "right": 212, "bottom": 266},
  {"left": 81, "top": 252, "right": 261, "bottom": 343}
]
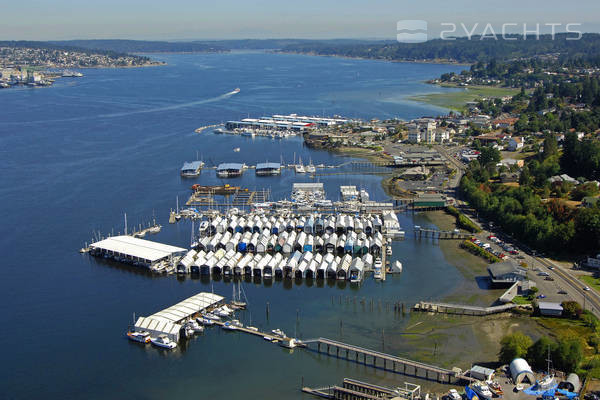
[{"left": 1, "top": 52, "right": 466, "bottom": 399}]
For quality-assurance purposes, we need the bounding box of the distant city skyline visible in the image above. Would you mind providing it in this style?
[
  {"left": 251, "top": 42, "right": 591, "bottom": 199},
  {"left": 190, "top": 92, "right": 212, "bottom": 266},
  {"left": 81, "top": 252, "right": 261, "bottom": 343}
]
[{"left": 2, "top": 0, "right": 600, "bottom": 41}]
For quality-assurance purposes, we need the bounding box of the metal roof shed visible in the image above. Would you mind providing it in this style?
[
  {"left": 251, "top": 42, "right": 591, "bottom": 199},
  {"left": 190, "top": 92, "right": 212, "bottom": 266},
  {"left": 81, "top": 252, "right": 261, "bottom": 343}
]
[{"left": 470, "top": 365, "right": 495, "bottom": 381}]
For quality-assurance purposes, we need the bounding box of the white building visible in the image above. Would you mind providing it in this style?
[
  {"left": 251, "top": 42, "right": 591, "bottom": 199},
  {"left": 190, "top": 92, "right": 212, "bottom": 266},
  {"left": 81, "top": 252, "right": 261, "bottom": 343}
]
[
  {"left": 508, "top": 137, "right": 524, "bottom": 151},
  {"left": 435, "top": 129, "right": 450, "bottom": 143},
  {"left": 408, "top": 128, "right": 421, "bottom": 143},
  {"left": 586, "top": 254, "right": 600, "bottom": 268}
]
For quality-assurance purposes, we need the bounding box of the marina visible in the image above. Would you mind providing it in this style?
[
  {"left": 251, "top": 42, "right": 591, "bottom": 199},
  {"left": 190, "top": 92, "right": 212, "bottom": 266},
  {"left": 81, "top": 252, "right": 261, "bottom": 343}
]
[{"left": 4, "top": 50, "right": 480, "bottom": 399}]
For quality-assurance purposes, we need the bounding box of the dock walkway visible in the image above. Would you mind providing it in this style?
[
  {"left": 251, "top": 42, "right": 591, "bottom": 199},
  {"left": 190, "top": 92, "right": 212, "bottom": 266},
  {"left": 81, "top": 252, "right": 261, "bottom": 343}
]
[
  {"left": 302, "top": 337, "right": 455, "bottom": 383},
  {"left": 413, "top": 301, "right": 517, "bottom": 316}
]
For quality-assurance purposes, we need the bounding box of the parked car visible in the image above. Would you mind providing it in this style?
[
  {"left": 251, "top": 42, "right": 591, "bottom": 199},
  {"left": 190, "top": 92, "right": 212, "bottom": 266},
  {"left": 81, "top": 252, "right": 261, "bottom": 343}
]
[
  {"left": 558, "top": 290, "right": 567, "bottom": 295},
  {"left": 544, "top": 277, "right": 554, "bottom": 281}
]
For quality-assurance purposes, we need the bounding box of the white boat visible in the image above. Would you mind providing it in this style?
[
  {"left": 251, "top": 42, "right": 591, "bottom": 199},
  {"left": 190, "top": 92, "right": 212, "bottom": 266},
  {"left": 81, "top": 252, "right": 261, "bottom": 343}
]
[
  {"left": 197, "top": 317, "right": 215, "bottom": 326},
  {"left": 305, "top": 163, "right": 316, "bottom": 174},
  {"left": 185, "top": 320, "right": 204, "bottom": 334},
  {"left": 232, "top": 88, "right": 240, "bottom": 94},
  {"left": 222, "top": 319, "right": 243, "bottom": 331},
  {"left": 233, "top": 147, "right": 241, "bottom": 152},
  {"left": 295, "top": 157, "right": 305, "bottom": 173},
  {"left": 537, "top": 375, "right": 556, "bottom": 390},
  {"left": 126, "top": 330, "right": 151, "bottom": 343},
  {"left": 271, "top": 328, "right": 286, "bottom": 338},
  {"left": 448, "top": 389, "right": 461, "bottom": 400},
  {"left": 374, "top": 268, "right": 382, "bottom": 280},
  {"left": 151, "top": 334, "right": 177, "bottom": 349},
  {"left": 471, "top": 383, "right": 493, "bottom": 400},
  {"left": 203, "top": 312, "right": 221, "bottom": 321},
  {"left": 386, "top": 246, "right": 392, "bottom": 256},
  {"left": 215, "top": 307, "right": 232, "bottom": 317}
]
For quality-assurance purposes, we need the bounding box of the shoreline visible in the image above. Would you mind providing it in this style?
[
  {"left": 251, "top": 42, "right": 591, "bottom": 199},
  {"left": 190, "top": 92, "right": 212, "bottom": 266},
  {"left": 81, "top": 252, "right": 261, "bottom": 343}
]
[{"left": 273, "top": 50, "right": 473, "bottom": 66}]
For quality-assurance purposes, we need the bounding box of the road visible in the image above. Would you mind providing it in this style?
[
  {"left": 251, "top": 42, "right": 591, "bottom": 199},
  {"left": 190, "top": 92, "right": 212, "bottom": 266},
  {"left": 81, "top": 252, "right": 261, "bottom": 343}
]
[{"left": 433, "top": 144, "right": 600, "bottom": 317}]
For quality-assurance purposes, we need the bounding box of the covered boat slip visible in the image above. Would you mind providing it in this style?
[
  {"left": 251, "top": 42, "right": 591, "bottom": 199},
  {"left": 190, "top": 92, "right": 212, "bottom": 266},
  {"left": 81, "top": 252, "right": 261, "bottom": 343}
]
[
  {"left": 134, "top": 292, "right": 225, "bottom": 342},
  {"left": 89, "top": 235, "right": 187, "bottom": 267}
]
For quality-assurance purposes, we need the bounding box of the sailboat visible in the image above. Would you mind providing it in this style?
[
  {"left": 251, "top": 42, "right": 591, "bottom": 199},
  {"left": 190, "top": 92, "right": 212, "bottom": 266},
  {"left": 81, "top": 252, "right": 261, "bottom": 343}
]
[
  {"left": 295, "top": 156, "right": 305, "bottom": 173},
  {"left": 305, "top": 158, "right": 316, "bottom": 174},
  {"left": 231, "top": 281, "right": 247, "bottom": 309}
]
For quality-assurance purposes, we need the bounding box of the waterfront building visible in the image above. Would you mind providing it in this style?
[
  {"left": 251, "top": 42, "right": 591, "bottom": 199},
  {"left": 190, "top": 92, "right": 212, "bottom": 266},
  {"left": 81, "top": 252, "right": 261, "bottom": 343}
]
[
  {"left": 487, "top": 260, "right": 527, "bottom": 285},
  {"left": 216, "top": 163, "right": 244, "bottom": 178},
  {"left": 255, "top": 162, "right": 281, "bottom": 176},
  {"left": 537, "top": 301, "right": 564, "bottom": 317}
]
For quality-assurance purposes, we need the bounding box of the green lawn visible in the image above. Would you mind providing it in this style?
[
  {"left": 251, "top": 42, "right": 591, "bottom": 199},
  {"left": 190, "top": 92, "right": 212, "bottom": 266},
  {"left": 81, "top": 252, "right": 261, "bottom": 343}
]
[
  {"left": 580, "top": 275, "right": 600, "bottom": 292},
  {"left": 512, "top": 295, "right": 532, "bottom": 305},
  {"left": 409, "top": 85, "right": 520, "bottom": 111}
]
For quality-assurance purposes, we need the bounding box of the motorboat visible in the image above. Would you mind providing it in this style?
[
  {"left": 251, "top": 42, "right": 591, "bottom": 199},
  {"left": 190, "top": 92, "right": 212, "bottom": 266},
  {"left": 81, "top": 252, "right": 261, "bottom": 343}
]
[
  {"left": 386, "top": 246, "right": 392, "bottom": 256},
  {"left": 271, "top": 328, "right": 286, "bottom": 338},
  {"left": 537, "top": 374, "right": 556, "bottom": 390},
  {"left": 150, "top": 334, "right": 177, "bottom": 349},
  {"left": 487, "top": 381, "right": 503, "bottom": 396},
  {"left": 197, "top": 317, "right": 215, "bottom": 326},
  {"left": 233, "top": 147, "right": 241, "bottom": 152},
  {"left": 374, "top": 268, "right": 382, "bottom": 280},
  {"left": 222, "top": 319, "right": 243, "bottom": 331},
  {"left": 126, "top": 330, "right": 151, "bottom": 343},
  {"left": 471, "top": 382, "right": 493, "bottom": 400},
  {"left": 185, "top": 320, "right": 204, "bottom": 334},
  {"left": 202, "top": 312, "right": 221, "bottom": 321}
]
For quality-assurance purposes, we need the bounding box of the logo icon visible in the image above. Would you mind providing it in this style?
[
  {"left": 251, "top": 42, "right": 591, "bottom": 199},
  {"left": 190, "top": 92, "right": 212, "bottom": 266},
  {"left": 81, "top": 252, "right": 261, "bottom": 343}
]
[{"left": 397, "top": 20, "right": 428, "bottom": 43}]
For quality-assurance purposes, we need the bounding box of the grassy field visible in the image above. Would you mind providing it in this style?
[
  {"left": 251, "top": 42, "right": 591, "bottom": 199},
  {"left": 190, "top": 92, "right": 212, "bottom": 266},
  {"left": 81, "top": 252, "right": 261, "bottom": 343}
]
[
  {"left": 409, "top": 85, "right": 520, "bottom": 111},
  {"left": 580, "top": 275, "right": 600, "bottom": 292}
]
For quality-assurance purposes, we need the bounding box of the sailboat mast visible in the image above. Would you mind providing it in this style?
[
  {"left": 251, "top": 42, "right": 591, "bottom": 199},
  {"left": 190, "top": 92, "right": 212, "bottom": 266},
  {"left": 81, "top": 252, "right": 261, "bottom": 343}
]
[{"left": 124, "top": 213, "right": 128, "bottom": 235}]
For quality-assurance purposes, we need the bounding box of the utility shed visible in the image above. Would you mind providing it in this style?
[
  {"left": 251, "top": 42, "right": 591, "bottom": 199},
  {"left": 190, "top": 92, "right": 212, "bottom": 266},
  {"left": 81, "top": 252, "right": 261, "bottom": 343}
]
[
  {"left": 510, "top": 358, "right": 534, "bottom": 385},
  {"left": 470, "top": 365, "right": 495, "bottom": 381},
  {"left": 89, "top": 235, "right": 187, "bottom": 267},
  {"left": 538, "top": 302, "right": 563, "bottom": 317}
]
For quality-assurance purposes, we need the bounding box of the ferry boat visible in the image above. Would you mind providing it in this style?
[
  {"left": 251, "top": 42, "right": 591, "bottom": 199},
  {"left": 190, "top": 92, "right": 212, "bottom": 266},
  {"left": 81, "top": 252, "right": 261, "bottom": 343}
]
[
  {"left": 150, "top": 334, "right": 177, "bottom": 349},
  {"left": 127, "top": 330, "right": 151, "bottom": 343}
]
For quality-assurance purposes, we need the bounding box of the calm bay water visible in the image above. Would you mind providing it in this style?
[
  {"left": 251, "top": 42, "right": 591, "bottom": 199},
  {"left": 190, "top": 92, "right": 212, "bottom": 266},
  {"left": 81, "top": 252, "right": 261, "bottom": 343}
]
[{"left": 1, "top": 52, "right": 467, "bottom": 399}]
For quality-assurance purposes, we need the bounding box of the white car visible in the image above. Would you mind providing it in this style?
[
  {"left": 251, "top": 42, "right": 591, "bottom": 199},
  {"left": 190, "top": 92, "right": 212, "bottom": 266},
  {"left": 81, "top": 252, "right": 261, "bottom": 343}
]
[
  {"left": 584, "top": 286, "right": 591, "bottom": 291},
  {"left": 448, "top": 389, "right": 462, "bottom": 400}
]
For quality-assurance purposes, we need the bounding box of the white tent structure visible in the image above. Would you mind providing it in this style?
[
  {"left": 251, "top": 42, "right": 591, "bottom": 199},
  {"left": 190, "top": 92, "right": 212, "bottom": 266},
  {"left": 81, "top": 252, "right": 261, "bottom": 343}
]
[{"left": 509, "top": 358, "right": 535, "bottom": 385}]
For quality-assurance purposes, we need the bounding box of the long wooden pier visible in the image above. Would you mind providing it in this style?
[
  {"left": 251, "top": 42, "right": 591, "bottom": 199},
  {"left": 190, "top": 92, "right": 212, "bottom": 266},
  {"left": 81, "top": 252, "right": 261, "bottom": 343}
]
[
  {"left": 302, "top": 337, "right": 456, "bottom": 383},
  {"left": 413, "top": 226, "right": 472, "bottom": 240},
  {"left": 413, "top": 301, "right": 517, "bottom": 316}
]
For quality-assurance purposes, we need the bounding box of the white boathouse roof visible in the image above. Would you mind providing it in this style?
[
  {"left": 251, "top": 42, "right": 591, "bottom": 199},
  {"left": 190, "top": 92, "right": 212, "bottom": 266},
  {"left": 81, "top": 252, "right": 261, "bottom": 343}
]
[
  {"left": 149, "top": 292, "right": 224, "bottom": 323},
  {"left": 90, "top": 235, "right": 187, "bottom": 263}
]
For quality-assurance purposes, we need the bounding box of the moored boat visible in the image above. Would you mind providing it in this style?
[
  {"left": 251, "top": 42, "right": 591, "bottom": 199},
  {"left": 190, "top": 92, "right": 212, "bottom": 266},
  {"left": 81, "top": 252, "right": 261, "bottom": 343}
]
[
  {"left": 126, "top": 330, "right": 151, "bottom": 343},
  {"left": 151, "top": 334, "right": 177, "bottom": 349}
]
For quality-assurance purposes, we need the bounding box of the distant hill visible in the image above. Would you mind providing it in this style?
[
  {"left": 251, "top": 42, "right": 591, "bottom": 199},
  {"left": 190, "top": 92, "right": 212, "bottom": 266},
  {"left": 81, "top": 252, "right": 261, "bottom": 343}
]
[
  {"left": 49, "top": 38, "right": 384, "bottom": 53},
  {"left": 277, "top": 33, "right": 600, "bottom": 63},
  {"left": 50, "top": 39, "right": 228, "bottom": 53}
]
